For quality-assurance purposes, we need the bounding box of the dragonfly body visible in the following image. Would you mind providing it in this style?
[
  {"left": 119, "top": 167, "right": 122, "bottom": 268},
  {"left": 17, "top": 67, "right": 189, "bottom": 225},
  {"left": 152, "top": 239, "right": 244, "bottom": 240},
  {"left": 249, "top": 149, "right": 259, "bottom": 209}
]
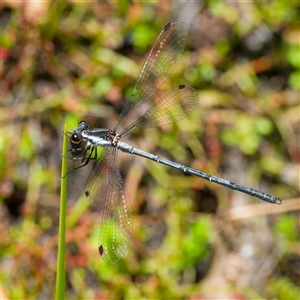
[{"left": 68, "top": 22, "right": 282, "bottom": 265}]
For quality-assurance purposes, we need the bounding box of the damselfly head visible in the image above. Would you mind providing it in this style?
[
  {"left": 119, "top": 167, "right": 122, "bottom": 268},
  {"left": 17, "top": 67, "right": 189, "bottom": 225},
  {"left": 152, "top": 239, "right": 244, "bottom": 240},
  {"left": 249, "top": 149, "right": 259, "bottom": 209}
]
[
  {"left": 68, "top": 121, "right": 90, "bottom": 152},
  {"left": 70, "top": 121, "right": 89, "bottom": 142}
]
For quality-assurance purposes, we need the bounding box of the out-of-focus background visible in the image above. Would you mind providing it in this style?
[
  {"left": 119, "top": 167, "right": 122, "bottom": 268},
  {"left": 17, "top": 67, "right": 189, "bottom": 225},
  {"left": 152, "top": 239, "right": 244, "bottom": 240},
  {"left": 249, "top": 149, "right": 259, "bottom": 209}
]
[{"left": 1, "top": 1, "right": 299, "bottom": 299}]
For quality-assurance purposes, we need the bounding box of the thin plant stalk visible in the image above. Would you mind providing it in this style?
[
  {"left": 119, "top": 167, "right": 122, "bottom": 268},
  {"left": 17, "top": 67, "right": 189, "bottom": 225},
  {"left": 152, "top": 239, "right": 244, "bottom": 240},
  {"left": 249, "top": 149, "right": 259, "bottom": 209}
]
[{"left": 56, "top": 124, "right": 68, "bottom": 300}]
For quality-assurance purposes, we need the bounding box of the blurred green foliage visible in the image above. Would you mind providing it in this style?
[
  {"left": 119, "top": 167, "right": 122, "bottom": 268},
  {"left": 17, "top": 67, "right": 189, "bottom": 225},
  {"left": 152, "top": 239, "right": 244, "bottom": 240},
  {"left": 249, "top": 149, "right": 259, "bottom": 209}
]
[
  {"left": 275, "top": 214, "right": 298, "bottom": 245},
  {"left": 1, "top": 1, "right": 299, "bottom": 299},
  {"left": 266, "top": 277, "right": 300, "bottom": 300}
]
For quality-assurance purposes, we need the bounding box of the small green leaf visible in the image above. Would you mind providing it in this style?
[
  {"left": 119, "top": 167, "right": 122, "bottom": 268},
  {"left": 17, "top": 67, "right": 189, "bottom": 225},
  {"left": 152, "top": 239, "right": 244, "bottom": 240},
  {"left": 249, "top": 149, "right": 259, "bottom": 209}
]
[
  {"left": 288, "top": 70, "right": 300, "bottom": 90},
  {"left": 93, "top": 76, "right": 112, "bottom": 97},
  {"left": 255, "top": 117, "right": 273, "bottom": 135}
]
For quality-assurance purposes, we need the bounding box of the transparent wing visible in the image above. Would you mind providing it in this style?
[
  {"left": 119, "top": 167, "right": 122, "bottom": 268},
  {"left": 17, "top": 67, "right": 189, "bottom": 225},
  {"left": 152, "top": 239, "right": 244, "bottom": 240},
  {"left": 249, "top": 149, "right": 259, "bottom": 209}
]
[
  {"left": 120, "top": 85, "right": 198, "bottom": 137},
  {"left": 84, "top": 147, "right": 112, "bottom": 208},
  {"left": 113, "top": 21, "right": 188, "bottom": 131},
  {"left": 98, "top": 176, "right": 132, "bottom": 265},
  {"left": 85, "top": 147, "right": 132, "bottom": 264}
]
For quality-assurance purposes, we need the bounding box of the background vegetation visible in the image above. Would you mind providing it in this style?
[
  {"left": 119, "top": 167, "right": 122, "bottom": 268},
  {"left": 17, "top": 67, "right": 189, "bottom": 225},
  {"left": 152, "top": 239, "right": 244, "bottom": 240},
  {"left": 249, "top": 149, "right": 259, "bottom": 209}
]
[{"left": 1, "top": 1, "right": 299, "bottom": 299}]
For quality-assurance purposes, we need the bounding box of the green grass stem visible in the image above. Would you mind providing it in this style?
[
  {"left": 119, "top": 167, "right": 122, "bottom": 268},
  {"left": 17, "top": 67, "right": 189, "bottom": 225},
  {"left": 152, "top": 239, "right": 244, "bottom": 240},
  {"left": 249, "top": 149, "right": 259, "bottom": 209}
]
[{"left": 56, "top": 124, "right": 68, "bottom": 300}]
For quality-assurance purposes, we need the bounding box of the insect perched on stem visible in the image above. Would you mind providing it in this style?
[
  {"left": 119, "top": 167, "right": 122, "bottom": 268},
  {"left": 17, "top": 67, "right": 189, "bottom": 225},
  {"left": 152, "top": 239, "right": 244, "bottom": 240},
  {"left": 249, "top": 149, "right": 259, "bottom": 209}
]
[{"left": 67, "top": 22, "right": 282, "bottom": 264}]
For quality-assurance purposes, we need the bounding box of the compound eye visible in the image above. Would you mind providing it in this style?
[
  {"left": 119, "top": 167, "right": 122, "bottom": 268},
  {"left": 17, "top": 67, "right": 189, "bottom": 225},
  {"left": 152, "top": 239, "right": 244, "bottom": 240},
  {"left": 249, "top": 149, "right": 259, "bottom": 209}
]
[{"left": 71, "top": 134, "right": 81, "bottom": 144}]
